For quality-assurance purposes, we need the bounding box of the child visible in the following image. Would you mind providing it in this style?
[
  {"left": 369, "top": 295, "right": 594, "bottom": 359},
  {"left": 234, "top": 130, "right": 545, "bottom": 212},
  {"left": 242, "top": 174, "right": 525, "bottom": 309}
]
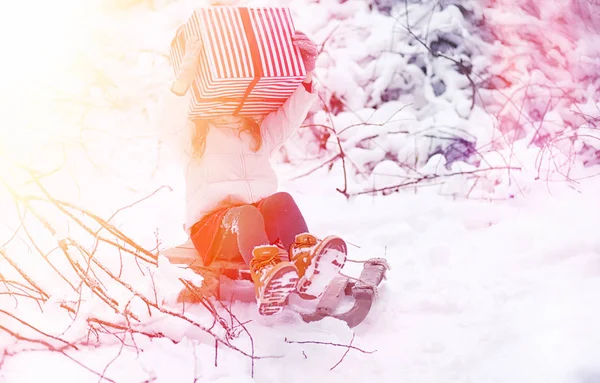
[{"left": 158, "top": 30, "right": 347, "bottom": 316}]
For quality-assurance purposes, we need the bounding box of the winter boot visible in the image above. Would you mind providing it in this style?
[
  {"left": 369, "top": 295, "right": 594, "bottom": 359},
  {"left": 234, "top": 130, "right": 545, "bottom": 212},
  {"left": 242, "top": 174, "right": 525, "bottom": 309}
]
[
  {"left": 290, "top": 233, "right": 347, "bottom": 299},
  {"left": 250, "top": 245, "right": 299, "bottom": 315}
]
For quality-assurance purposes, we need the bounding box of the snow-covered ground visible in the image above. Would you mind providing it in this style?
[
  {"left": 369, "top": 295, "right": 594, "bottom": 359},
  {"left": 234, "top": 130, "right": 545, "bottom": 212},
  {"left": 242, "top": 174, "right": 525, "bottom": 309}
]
[
  {"left": 2, "top": 167, "right": 600, "bottom": 383},
  {"left": 1, "top": 0, "right": 600, "bottom": 382}
]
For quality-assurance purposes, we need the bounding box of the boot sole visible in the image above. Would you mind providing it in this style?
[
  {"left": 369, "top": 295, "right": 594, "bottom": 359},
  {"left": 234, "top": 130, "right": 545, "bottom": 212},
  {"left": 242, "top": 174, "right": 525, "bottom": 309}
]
[
  {"left": 297, "top": 236, "right": 347, "bottom": 299},
  {"left": 258, "top": 263, "right": 299, "bottom": 316}
]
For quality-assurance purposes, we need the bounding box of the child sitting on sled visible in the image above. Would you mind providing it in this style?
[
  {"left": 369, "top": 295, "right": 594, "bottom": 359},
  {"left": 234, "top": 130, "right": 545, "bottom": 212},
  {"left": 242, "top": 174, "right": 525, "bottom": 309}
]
[{"left": 158, "top": 30, "right": 347, "bottom": 315}]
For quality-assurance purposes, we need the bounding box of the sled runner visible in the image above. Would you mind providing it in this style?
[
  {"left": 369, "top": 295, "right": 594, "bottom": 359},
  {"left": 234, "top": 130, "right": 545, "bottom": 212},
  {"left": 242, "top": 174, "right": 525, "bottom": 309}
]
[{"left": 163, "top": 240, "right": 389, "bottom": 328}]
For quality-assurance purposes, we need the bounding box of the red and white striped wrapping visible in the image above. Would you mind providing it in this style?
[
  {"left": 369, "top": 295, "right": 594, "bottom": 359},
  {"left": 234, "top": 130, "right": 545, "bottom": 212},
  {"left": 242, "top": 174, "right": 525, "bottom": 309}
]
[{"left": 170, "top": 7, "right": 307, "bottom": 118}]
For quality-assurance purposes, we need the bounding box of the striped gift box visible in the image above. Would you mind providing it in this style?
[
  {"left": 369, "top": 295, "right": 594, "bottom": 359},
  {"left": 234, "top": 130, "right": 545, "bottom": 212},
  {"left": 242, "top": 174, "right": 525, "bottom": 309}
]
[{"left": 170, "top": 7, "right": 307, "bottom": 118}]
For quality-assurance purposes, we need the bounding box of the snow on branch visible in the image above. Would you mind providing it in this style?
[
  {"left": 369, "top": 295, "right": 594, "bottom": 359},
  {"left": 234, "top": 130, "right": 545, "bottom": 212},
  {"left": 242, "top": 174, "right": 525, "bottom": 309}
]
[
  {"left": 278, "top": 0, "right": 600, "bottom": 199},
  {"left": 0, "top": 166, "right": 273, "bottom": 380}
]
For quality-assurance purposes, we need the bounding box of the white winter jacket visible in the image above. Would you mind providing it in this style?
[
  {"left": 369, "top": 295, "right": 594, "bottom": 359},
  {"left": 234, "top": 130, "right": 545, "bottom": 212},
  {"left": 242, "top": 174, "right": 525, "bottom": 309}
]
[{"left": 157, "top": 83, "right": 318, "bottom": 233}]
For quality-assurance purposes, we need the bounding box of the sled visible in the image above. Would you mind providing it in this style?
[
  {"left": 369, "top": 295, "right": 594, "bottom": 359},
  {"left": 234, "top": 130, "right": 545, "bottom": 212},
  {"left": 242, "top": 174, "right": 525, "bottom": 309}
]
[{"left": 163, "top": 240, "right": 390, "bottom": 328}]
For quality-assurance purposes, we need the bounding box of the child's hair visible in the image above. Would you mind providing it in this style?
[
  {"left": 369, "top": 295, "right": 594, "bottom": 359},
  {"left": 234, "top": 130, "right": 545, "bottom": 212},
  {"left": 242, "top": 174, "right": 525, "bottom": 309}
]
[{"left": 191, "top": 116, "right": 263, "bottom": 158}]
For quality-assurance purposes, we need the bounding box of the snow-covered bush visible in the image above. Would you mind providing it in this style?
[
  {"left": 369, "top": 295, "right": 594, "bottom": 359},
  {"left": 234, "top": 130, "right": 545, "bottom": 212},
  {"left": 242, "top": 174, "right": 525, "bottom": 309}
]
[
  {"left": 271, "top": 0, "right": 600, "bottom": 199},
  {"left": 478, "top": 0, "right": 600, "bottom": 170}
]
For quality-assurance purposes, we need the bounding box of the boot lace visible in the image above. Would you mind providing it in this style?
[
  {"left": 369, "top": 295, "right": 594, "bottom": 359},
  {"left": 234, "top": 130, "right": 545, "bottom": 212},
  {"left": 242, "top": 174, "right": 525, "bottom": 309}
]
[
  {"left": 291, "top": 235, "right": 318, "bottom": 276},
  {"left": 293, "top": 234, "right": 317, "bottom": 251},
  {"left": 250, "top": 251, "right": 279, "bottom": 276}
]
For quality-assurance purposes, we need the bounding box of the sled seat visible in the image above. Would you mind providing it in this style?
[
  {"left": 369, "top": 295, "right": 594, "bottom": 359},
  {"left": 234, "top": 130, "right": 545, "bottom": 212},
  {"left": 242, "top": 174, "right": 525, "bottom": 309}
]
[
  {"left": 162, "top": 239, "right": 252, "bottom": 280},
  {"left": 162, "top": 239, "right": 256, "bottom": 302}
]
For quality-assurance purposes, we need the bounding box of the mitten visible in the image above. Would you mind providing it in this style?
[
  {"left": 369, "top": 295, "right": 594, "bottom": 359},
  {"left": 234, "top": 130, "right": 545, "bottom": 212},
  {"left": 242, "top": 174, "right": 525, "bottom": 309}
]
[
  {"left": 171, "top": 36, "right": 203, "bottom": 96},
  {"left": 292, "top": 31, "right": 318, "bottom": 73}
]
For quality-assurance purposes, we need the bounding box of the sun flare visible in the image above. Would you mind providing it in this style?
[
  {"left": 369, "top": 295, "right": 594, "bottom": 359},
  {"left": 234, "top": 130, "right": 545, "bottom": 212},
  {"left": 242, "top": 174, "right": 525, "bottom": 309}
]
[
  {"left": 0, "top": 0, "right": 94, "bottom": 96},
  {"left": 0, "top": 0, "right": 98, "bottom": 180}
]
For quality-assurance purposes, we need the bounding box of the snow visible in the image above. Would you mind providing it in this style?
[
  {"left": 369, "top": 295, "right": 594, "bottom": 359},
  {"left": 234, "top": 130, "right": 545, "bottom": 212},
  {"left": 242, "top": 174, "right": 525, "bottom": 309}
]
[
  {"left": 1, "top": 0, "right": 600, "bottom": 382},
  {"left": 3, "top": 173, "right": 600, "bottom": 383}
]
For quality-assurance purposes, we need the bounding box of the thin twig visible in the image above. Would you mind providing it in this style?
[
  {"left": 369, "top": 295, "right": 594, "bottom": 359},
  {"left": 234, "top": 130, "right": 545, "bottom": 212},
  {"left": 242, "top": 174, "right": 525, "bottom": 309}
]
[
  {"left": 330, "top": 333, "right": 356, "bottom": 371},
  {"left": 284, "top": 337, "right": 376, "bottom": 355}
]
